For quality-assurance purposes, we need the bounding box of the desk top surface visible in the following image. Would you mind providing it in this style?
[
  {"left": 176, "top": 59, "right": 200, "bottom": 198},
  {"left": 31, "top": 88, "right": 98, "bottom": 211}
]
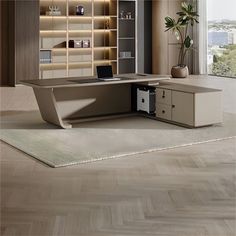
[
  {"left": 21, "top": 74, "right": 170, "bottom": 89},
  {"left": 156, "top": 83, "right": 222, "bottom": 93}
]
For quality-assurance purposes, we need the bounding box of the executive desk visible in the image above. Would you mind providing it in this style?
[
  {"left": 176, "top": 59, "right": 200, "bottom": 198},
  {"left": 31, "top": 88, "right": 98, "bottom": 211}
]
[{"left": 21, "top": 74, "right": 170, "bottom": 128}]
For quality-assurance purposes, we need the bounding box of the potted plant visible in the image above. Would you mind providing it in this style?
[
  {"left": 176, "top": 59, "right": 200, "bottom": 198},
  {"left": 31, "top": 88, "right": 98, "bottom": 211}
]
[{"left": 165, "top": 2, "right": 199, "bottom": 78}]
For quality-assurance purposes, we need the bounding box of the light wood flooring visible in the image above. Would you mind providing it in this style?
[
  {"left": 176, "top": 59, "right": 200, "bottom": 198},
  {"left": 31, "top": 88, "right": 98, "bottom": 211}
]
[{"left": 1, "top": 77, "right": 236, "bottom": 236}]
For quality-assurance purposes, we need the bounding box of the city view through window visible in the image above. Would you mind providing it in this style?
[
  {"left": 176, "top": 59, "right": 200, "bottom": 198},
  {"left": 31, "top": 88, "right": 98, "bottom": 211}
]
[{"left": 207, "top": 0, "right": 236, "bottom": 78}]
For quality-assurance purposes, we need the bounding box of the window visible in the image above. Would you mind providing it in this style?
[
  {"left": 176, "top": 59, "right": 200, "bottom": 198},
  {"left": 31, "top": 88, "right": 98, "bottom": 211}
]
[{"left": 207, "top": 0, "right": 236, "bottom": 78}]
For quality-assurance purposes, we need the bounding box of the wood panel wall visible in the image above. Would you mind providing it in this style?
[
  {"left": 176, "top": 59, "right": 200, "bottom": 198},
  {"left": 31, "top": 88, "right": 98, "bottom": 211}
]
[
  {"left": 0, "top": 1, "right": 11, "bottom": 86},
  {"left": 0, "top": 0, "right": 1, "bottom": 85},
  {"left": 0, "top": 0, "right": 2, "bottom": 86},
  {"left": 15, "top": 0, "right": 40, "bottom": 84},
  {"left": 152, "top": 0, "right": 194, "bottom": 74},
  {"left": 0, "top": 0, "right": 39, "bottom": 86}
]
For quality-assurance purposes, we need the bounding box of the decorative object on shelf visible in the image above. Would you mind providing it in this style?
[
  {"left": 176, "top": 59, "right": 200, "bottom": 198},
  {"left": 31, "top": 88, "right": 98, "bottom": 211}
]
[
  {"left": 82, "top": 39, "right": 90, "bottom": 48},
  {"left": 105, "top": 20, "right": 110, "bottom": 29},
  {"left": 126, "top": 12, "right": 132, "bottom": 19},
  {"left": 120, "top": 10, "right": 125, "bottom": 19},
  {"left": 69, "top": 40, "right": 83, "bottom": 48},
  {"left": 69, "top": 40, "right": 91, "bottom": 48},
  {"left": 76, "top": 5, "right": 84, "bottom": 15},
  {"left": 46, "top": 6, "right": 61, "bottom": 16},
  {"left": 171, "top": 65, "right": 189, "bottom": 78},
  {"left": 40, "top": 50, "right": 52, "bottom": 64},
  {"left": 120, "top": 51, "right": 132, "bottom": 58},
  {"left": 164, "top": 2, "right": 199, "bottom": 78}
]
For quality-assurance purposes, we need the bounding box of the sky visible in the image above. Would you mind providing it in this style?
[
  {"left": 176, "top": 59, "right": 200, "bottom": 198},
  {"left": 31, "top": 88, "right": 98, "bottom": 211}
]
[{"left": 207, "top": 0, "right": 236, "bottom": 21}]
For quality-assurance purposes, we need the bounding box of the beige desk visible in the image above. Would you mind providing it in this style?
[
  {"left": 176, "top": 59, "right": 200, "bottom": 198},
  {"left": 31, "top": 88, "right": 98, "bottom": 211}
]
[{"left": 21, "top": 74, "right": 170, "bottom": 128}]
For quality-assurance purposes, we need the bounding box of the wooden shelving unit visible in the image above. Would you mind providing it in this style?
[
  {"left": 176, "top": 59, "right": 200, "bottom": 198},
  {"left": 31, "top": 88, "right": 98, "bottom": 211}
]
[{"left": 39, "top": 0, "right": 118, "bottom": 79}]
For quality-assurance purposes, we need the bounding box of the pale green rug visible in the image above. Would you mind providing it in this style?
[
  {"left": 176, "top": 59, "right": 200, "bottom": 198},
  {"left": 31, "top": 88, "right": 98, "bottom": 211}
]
[{"left": 0, "top": 111, "right": 236, "bottom": 167}]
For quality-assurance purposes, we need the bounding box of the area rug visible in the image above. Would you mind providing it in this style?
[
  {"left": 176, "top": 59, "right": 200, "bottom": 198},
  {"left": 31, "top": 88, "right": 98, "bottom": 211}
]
[{"left": 0, "top": 111, "right": 236, "bottom": 167}]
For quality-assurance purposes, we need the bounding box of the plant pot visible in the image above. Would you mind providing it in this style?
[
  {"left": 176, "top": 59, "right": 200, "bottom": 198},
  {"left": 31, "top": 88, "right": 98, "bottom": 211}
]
[{"left": 171, "top": 65, "right": 189, "bottom": 78}]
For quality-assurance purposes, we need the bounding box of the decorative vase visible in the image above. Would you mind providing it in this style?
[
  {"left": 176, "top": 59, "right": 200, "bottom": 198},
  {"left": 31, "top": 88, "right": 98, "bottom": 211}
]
[
  {"left": 76, "top": 6, "right": 84, "bottom": 15},
  {"left": 171, "top": 65, "right": 189, "bottom": 78}
]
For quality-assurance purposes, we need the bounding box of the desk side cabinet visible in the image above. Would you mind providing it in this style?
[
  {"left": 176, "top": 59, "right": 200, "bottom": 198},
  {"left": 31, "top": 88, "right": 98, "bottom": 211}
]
[{"left": 155, "top": 85, "right": 223, "bottom": 127}]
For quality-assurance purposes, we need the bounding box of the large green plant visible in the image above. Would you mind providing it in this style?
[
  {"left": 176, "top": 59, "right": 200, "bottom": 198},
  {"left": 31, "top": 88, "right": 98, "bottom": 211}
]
[{"left": 165, "top": 2, "right": 199, "bottom": 66}]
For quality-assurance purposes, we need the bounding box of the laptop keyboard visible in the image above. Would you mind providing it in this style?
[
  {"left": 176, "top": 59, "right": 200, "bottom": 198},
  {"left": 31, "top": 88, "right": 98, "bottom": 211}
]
[{"left": 99, "top": 77, "right": 121, "bottom": 81}]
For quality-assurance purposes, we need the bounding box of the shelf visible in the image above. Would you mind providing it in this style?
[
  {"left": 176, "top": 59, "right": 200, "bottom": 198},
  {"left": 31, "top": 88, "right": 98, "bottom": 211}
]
[
  {"left": 69, "top": 62, "right": 92, "bottom": 68},
  {"left": 68, "top": 16, "right": 92, "bottom": 21},
  {"left": 119, "top": 57, "right": 135, "bottom": 60},
  {"left": 40, "top": 0, "right": 68, "bottom": 2},
  {"left": 40, "top": 48, "right": 66, "bottom": 51},
  {"left": 94, "top": 29, "right": 117, "bottom": 33},
  {"left": 94, "top": 16, "right": 117, "bottom": 20},
  {"left": 40, "top": 63, "right": 67, "bottom": 70},
  {"left": 94, "top": 46, "right": 117, "bottom": 50},
  {"left": 69, "top": 48, "right": 92, "bottom": 51},
  {"left": 69, "top": 61, "right": 92, "bottom": 65},
  {"left": 93, "top": 0, "right": 110, "bottom": 2},
  {"left": 69, "top": 30, "right": 92, "bottom": 33},
  {"left": 40, "top": 30, "right": 67, "bottom": 33},
  {"left": 40, "top": 48, "right": 92, "bottom": 52},
  {"left": 119, "top": 18, "right": 135, "bottom": 21},
  {"left": 40, "top": 30, "right": 67, "bottom": 37},
  {"left": 40, "top": 16, "right": 67, "bottom": 20},
  {"left": 69, "top": 0, "right": 92, "bottom": 2},
  {"left": 119, "top": 37, "right": 135, "bottom": 40},
  {"left": 40, "top": 48, "right": 67, "bottom": 57},
  {"left": 94, "top": 60, "right": 117, "bottom": 63},
  {"left": 69, "top": 30, "right": 92, "bottom": 37}
]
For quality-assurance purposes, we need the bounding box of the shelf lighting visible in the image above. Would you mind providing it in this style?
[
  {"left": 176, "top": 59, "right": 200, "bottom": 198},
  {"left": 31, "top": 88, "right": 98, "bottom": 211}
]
[
  {"left": 40, "top": 16, "right": 67, "bottom": 20},
  {"left": 94, "top": 16, "right": 112, "bottom": 20},
  {"left": 68, "top": 16, "right": 92, "bottom": 20},
  {"left": 95, "top": 48, "right": 110, "bottom": 50},
  {"left": 40, "top": 30, "right": 67, "bottom": 36},
  {"left": 94, "top": 0, "right": 110, "bottom": 2},
  {"left": 94, "top": 29, "right": 116, "bottom": 33}
]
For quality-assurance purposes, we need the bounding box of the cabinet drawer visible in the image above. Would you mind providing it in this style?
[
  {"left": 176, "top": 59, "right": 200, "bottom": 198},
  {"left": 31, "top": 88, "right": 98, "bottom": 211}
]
[
  {"left": 156, "top": 88, "right": 172, "bottom": 105},
  {"left": 156, "top": 103, "right": 172, "bottom": 120}
]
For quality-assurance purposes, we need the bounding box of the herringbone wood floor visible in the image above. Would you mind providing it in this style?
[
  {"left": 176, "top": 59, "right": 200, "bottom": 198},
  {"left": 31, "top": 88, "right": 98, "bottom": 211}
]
[
  {"left": 1, "top": 77, "right": 236, "bottom": 236},
  {"left": 1, "top": 138, "right": 236, "bottom": 236}
]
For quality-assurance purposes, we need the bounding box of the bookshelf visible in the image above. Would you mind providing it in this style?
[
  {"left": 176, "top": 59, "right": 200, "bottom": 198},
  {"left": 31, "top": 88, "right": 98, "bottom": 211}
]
[{"left": 39, "top": 0, "right": 136, "bottom": 79}]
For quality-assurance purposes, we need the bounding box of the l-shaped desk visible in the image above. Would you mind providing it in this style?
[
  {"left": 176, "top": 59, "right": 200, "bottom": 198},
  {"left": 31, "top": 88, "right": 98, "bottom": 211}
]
[{"left": 21, "top": 74, "right": 223, "bottom": 129}]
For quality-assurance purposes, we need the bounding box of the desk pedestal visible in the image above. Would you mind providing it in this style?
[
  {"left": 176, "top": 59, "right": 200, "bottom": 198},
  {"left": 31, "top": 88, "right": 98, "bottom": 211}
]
[{"left": 34, "top": 84, "right": 131, "bottom": 129}]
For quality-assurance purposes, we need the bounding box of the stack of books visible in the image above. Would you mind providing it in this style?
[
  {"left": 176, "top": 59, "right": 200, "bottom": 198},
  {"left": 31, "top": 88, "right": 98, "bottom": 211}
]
[{"left": 40, "top": 50, "right": 52, "bottom": 64}]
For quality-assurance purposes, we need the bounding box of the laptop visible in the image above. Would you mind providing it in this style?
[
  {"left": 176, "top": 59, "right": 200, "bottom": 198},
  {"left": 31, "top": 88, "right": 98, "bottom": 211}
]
[{"left": 96, "top": 65, "right": 121, "bottom": 81}]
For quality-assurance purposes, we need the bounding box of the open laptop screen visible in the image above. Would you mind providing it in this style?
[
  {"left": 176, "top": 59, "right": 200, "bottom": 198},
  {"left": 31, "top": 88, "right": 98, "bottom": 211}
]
[{"left": 97, "top": 65, "right": 113, "bottom": 79}]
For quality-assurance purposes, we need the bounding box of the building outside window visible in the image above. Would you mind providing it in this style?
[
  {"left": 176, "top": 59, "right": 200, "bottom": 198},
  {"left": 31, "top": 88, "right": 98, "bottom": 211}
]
[{"left": 207, "top": 0, "right": 236, "bottom": 78}]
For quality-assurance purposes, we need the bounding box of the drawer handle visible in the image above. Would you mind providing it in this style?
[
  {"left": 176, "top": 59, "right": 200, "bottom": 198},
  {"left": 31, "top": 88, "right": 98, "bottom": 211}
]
[
  {"left": 162, "top": 91, "right": 165, "bottom": 98},
  {"left": 172, "top": 105, "right": 175, "bottom": 108},
  {"left": 162, "top": 110, "right": 165, "bottom": 114}
]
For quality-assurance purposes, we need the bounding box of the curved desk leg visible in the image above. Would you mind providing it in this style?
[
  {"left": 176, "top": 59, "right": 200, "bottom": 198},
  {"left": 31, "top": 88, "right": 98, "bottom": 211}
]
[{"left": 33, "top": 88, "right": 72, "bottom": 129}]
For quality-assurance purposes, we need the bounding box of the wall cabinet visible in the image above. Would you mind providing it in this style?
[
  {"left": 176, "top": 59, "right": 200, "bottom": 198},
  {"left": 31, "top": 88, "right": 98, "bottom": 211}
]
[{"left": 156, "top": 84, "right": 222, "bottom": 127}]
